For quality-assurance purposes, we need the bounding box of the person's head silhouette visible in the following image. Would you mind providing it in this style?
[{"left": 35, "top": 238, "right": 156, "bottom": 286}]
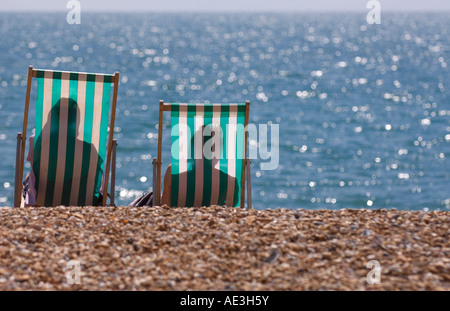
[
  {"left": 163, "top": 121, "right": 238, "bottom": 207},
  {"left": 188, "top": 124, "right": 223, "bottom": 164}
]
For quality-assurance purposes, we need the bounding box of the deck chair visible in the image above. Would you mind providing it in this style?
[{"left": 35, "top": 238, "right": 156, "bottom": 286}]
[
  {"left": 152, "top": 100, "right": 252, "bottom": 209},
  {"left": 14, "top": 66, "right": 119, "bottom": 207}
]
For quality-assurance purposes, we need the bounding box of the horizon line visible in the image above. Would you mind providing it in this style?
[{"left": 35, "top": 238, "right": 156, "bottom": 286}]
[{"left": 0, "top": 9, "right": 449, "bottom": 13}]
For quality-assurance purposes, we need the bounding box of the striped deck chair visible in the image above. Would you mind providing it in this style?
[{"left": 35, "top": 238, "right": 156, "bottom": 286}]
[
  {"left": 14, "top": 66, "right": 119, "bottom": 207},
  {"left": 152, "top": 100, "right": 252, "bottom": 209}
]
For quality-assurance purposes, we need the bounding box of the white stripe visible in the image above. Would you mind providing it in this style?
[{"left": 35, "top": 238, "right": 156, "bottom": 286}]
[
  {"left": 177, "top": 106, "right": 188, "bottom": 207},
  {"left": 225, "top": 106, "right": 238, "bottom": 206},
  {"left": 85, "top": 75, "right": 104, "bottom": 205},
  {"left": 193, "top": 106, "right": 204, "bottom": 207},
  {"left": 60, "top": 71, "right": 71, "bottom": 78},
  {"left": 52, "top": 72, "right": 70, "bottom": 205},
  {"left": 36, "top": 71, "right": 54, "bottom": 206},
  {"left": 70, "top": 74, "right": 87, "bottom": 206},
  {"left": 209, "top": 105, "right": 221, "bottom": 206}
]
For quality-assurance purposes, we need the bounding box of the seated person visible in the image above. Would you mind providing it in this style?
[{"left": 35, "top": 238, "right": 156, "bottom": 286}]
[{"left": 161, "top": 126, "right": 238, "bottom": 207}]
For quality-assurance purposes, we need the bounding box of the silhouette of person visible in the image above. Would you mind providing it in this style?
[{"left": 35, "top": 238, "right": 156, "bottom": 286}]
[
  {"left": 23, "top": 98, "right": 103, "bottom": 207},
  {"left": 161, "top": 124, "right": 239, "bottom": 207}
]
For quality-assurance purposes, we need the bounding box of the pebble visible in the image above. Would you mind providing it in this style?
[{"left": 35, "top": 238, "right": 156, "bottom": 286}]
[{"left": 0, "top": 206, "right": 448, "bottom": 290}]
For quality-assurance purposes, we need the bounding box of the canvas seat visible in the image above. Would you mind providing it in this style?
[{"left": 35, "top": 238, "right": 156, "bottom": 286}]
[
  {"left": 153, "top": 100, "right": 252, "bottom": 209},
  {"left": 14, "top": 66, "right": 119, "bottom": 207}
]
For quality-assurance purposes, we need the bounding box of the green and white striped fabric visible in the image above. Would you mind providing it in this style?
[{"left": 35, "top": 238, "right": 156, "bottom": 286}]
[
  {"left": 33, "top": 70, "right": 113, "bottom": 206},
  {"left": 170, "top": 103, "right": 246, "bottom": 207}
]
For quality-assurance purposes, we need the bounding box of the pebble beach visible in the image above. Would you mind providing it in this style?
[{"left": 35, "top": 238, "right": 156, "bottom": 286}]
[{"left": 0, "top": 206, "right": 448, "bottom": 291}]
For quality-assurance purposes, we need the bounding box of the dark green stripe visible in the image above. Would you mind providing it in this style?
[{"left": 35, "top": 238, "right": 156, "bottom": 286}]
[
  {"left": 77, "top": 79, "right": 96, "bottom": 206},
  {"left": 201, "top": 105, "right": 213, "bottom": 207},
  {"left": 61, "top": 79, "right": 79, "bottom": 205},
  {"left": 44, "top": 72, "right": 62, "bottom": 206},
  {"left": 34, "top": 70, "right": 47, "bottom": 79},
  {"left": 170, "top": 105, "right": 180, "bottom": 207},
  {"left": 52, "top": 71, "right": 62, "bottom": 80},
  {"left": 184, "top": 105, "right": 196, "bottom": 207}
]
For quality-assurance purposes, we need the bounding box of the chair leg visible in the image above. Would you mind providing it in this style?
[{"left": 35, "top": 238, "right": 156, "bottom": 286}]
[
  {"left": 110, "top": 139, "right": 117, "bottom": 206},
  {"left": 14, "top": 133, "right": 22, "bottom": 208},
  {"left": 153, "top": 158, "right": 159, "bottom": 206},
  {"left": 246, "top": 158, "right": 252, "bottom": 210}
]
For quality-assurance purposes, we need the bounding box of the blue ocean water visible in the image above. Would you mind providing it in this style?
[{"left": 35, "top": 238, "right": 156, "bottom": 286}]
[{"left": 0, "top": 12, "right": 448, "bottom": 210}]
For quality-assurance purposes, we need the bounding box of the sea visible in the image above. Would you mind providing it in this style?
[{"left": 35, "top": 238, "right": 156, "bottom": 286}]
[{"left": 0, "top": 12, "right": 448, "bottom": 210}]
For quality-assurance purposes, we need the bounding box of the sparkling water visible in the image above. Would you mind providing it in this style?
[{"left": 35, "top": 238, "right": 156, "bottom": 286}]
[{"left": 0, "top": 12, "right": 448, "bottom": 210}]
